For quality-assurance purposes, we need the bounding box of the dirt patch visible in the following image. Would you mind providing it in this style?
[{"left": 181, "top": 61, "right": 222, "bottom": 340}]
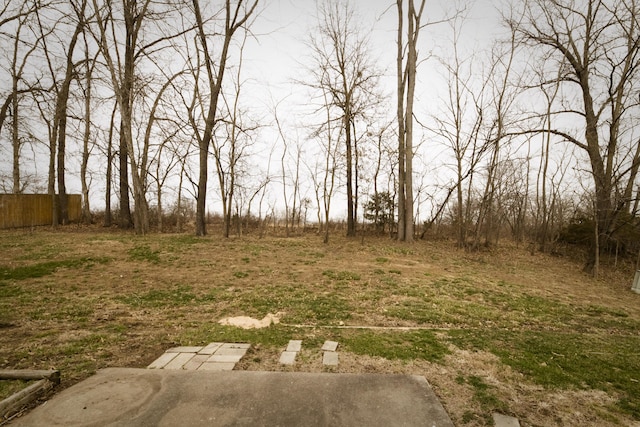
[{"left": 218, "top": 313, "right": 281, "bottom": 329}]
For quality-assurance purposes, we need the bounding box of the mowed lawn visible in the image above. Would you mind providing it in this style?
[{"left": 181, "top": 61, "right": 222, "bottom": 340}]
[{"left": 1, "top": 228, "right": 639, "bottom": 426}]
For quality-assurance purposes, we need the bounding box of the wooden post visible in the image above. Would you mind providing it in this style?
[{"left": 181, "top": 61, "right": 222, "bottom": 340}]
[{"left": 0, "top": 369, "right": 60, "bottom": 419}]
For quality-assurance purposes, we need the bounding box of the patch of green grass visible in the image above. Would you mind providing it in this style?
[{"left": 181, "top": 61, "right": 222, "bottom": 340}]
[
  {"left": 0, "top": 283, "right": 24, "bottom": 297},
  {"left": 286, "top": 293, "right": 353, "bottom": 323},
  {"left": 447, "top": 329, "right": 640, "bottom": 420},
  {"left": 128, "top": 245, "right": 160, "bottom": 263},
  {"left": 177, "top": 323, "right": 294, "bottom": 348},
  {"left": 165, "top": 235, "right": 202, "bottom": 249},
  {"left": 322, "top": 270, "right": 360, "bottom": 281},
  {"left": 0, "top": 257, "right": 109, "bottom": 281},
  {"left": 342, "top": 330, "right": 450, "bottom": 362},
  {"left": 375, "top": 257, "right": 389, "bottom": 264},
  {"left": 464, "top": 375, "right": 508, "bottom": 412},
  {"left": 233, "top": 271, "right": 250, "bottom": 279},
  {"left": 117, "top": 285, "right": 197, "bottom": 308},
  {"left": 53, "top": 303, "right": 94, "bottom": 322}
]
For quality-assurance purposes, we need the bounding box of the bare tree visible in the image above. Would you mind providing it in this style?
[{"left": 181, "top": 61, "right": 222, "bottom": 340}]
[
  {"left": 307, "top": 0, "right": 380, "bottom": 237},
  {"left": 191, "top": 0, "right": 258, "bottom": 236},
  {"left": 36, "top": 0, "right": 88, "bottom": 225},
  {"left": 431, "top": 14, "right": 491, "bottom": 248},
  {"left": 80, "top": 31, "right": 98, "bottom": 224},
  {"left": 510, "top": 0, "right": 640, "bottom": 274},
  {"left": 396, "top": 0, "right": 426, "bottom": 242},
  {"left": 2, "top": 1, "right": 41, "bottom": 194},
  {"left": 90, "top": 0, "right": 151, "bottom": 233}
]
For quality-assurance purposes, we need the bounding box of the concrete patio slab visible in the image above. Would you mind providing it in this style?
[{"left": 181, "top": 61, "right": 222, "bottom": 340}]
[{"left": 12, "top": 368, "right": 454, "bottom": 427}]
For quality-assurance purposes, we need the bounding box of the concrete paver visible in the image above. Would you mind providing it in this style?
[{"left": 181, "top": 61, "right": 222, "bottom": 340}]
[
  {"left": 493, "top": 413, "right": 521, "bottom": 427},
  {"left": 207, "top": 354, "right": 243, "bottom": 363},
  {"left": 198, "top": 362, "right": 236, "bottom": 371},
  {"left": 163, "top": 353, "right": 195, "bottom": 370},
  {"left": 148, "top": 342, "right": 250, "bottom": 372},
  {"left": 147, "top": 352, "right": 178, "bottom": 369},
  {"left": 286, "top": 340, "right": 302, "bottom": 352},
  {"left": 323, "top": 351, "right": 339, "bottom": 366},
  {"left": 321, "top": 340, "right": 339, "bottom": 352},
  {"left": 279, "top": 351, "right": 297, "bottom": 365},
  {"left": 198, "top": 342, "right": 224, "bottom": 355},
  {"left": 214, "top": 347, "right": 249, "bottom": 357},
  {"left": 166, "top": 346, "right": 203, "bottom": 353},
  {"left": 182, "top": 354, "right": 209, "bottom": 371},
  {"left": 220, "top": 343, "right": 250, "bottom": 349},
  {"left": 13, "top": 368, "right": 455, "bottom": 427}
]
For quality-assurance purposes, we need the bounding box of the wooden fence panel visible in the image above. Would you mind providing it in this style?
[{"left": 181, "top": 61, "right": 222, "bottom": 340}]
[{"left": 0, "top": 194, "right": 82, "bottom": 229}]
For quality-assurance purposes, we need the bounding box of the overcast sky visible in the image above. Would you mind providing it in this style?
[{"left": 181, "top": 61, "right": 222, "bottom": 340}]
[{"left": 219, "top": 0, "right": 510, "bottom": 219}]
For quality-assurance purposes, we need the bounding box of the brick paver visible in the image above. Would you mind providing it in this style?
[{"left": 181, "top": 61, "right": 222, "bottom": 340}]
[
  {"left": 148, "top": 343, "right": 250, "bottom": 371},
  {"left": 164, "top": 353, "right": 196, "bottom": 370}
]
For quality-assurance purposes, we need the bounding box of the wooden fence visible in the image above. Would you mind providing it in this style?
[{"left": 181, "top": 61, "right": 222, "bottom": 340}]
[{"left": 0, "top": 194, "right": 82, "bottom": 229}]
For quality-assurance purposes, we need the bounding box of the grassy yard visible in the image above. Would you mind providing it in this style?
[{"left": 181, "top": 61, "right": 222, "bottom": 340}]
[{"left": 0, "top": 227, "right": 639, "bottom": 426}]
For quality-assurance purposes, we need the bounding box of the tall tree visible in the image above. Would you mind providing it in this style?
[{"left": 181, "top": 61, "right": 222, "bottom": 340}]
[
  {"left": 191, "top": 0, "right": 258, "bottom": 237},
  {"left": 308, "top": 0, "right": 379, "bottom": 237},
  {"left": 396, "top": 0, "right": 426, "bottom": 242},
  {"left": 90, "top": 0, "right": 150, "bottom": 232},
  {"left": 510, "top": 0, "right": 640, "bottom": 274},
  {"left": 36, "top": 0, "right": 88, "bottom": 225},
  {"left": 3, "top": 1, "right": 41, "bottom": 194}
]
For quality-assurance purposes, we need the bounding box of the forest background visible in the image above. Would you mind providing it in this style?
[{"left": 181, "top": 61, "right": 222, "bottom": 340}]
[{"left": 1, "top": 0, "right": 639, "bottom": 274}]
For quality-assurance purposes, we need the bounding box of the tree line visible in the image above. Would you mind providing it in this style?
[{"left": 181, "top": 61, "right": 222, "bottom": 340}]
[{"left": 1, "top": 0, "right": 639, "bottom": 275}]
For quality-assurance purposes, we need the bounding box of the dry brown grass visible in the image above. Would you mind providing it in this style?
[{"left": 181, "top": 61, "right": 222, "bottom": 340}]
[{"left": 1, "top": 226, "right": 639, "bottom": 426}]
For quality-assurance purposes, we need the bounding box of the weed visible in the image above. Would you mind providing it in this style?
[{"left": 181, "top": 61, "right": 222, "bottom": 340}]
[{"left": 233, "top": 271, "right": 250, "bottom": 279}]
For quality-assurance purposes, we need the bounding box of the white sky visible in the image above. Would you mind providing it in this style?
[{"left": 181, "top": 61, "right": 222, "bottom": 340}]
[
  {"left": 0, "top": 0, "right": 521, "bottom": 223},
  {"left": 230, "top": 0, "right": 509, "bottom": 221}
]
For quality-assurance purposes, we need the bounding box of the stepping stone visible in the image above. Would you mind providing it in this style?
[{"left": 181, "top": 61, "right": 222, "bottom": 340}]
[
  {"left": 182, "top": 354, "right": 209, "bottom": 371},
  {"left": 207, "top": 354, "right": 244, "bottom": 363},
  {"left": 286, "top": 340, "right": 302, "bottom": 352},
  {"left": 493, "top": 413, "right": 521, "bottom": 427},
  {"left": 279, "top": 351, "right": 297, "bottom": 365},
  {"left": 164, "top": 353, "right": 196, "bottom": 370},
  {"left": 198, "top": 362, "right": 236, "bottom": 371},
  {"left": 321, "top": 340, "right": 339, "bottom": 352},
  {"left": 323, "top": 351, "right": 339, "bottom": 366},
  {"left": 198, "top": 343, "right": 224, "bottom": 355},
  {"left": 221, "top": 343, "right": 251, "bottom": 349},
  {"left": 215, "top": 347, "right": 249, "bottom": 357},
  {"left": 166, "top": 346, "right": 203, "bottom": 353},
  {"left": 148, "top": 342, "right": 251, "bottom": 371},
  {"left": 147, "top": 352, "right": 178, "bottom": 369}
]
